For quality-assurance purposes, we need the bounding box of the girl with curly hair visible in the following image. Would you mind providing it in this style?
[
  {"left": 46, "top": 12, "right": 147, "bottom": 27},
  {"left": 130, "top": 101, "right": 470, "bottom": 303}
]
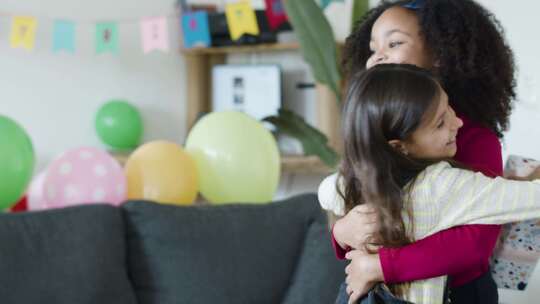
[
  {"left": 327, "top": 0, "right": 522, "bottom": 303},
  {"left": 319, "top": 64, "right": 540, "bottom": 303}
]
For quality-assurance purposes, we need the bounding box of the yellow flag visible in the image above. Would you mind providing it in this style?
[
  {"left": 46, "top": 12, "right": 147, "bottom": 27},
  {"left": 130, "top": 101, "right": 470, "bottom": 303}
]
[
  {"left": 10, "top": 16, "right": 38, "bottom": 50},
  {"left": 225, "top": 1, "right": 260, "bottom": 41}
]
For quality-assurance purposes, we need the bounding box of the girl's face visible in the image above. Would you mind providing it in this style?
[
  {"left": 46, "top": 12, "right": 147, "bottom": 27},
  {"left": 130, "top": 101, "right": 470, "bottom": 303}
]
[
  {"left": 401, "top": 87, "right": 463, "bottom": 160},
  {"left": 366, "top": 6, "right": 434, "bottom": 70}
]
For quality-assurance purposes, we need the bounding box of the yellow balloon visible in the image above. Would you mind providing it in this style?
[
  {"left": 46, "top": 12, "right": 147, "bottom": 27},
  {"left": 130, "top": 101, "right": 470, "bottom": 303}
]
[
  {"left": 125, "top": 141, "right": 198, "bottom": 205},
  {"left": 185, "top": 111, "right": 280, "bottom": 204}
]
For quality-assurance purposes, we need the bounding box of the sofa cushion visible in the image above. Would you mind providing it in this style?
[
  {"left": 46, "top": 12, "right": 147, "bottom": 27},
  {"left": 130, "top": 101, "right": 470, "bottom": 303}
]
[
  {"left": 281, "top": 215, "right": 346, "bottom": 303},
  {"left": 0, "top": 205, "right": 137, "bottom": 304},
  {"left": 123, "top": 193, "right": 337, "bottom": 304}
]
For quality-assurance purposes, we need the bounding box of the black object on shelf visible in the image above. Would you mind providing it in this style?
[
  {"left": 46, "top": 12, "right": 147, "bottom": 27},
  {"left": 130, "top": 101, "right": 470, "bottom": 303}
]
[{"left": 208, "top": 10, "right": 280, "bottom": 47}]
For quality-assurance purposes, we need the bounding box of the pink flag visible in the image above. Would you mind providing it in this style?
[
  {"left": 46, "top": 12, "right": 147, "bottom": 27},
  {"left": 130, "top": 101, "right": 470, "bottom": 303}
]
[
  {"left": 140, "top": 17, "right": 169, "bottom": 53},
  {"left": 264, "top": 0, "right": 288, "bottom": 31}
]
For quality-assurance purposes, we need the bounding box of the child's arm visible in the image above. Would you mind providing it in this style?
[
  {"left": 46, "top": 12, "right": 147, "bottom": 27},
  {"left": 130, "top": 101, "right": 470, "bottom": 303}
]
[
  {"left": 379, "top": 224, "right": 500, "bottom": 284},
  {"left": 423, "top": 162, "right": 540, "bottom": 231}
]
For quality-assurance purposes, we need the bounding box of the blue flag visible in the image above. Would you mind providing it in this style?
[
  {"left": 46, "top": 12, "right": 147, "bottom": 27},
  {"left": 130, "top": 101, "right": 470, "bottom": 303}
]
[
  {"left": 182, "top": 11, "right": 211, "bottom": 48},
  {"left": 52, "top": 20, "right": 75, "bottom": 53}
]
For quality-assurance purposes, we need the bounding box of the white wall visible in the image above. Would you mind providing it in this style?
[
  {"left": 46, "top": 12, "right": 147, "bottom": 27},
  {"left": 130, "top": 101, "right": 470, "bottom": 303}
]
[
  {"left": 0, "top": 0, "right": 187, "bottom": 172},
  {"left": 476, "top": 2, "right": 540, "bottom": 303},
  {"left": 481, "top": 0, "right": 540, "bottom": 163}
]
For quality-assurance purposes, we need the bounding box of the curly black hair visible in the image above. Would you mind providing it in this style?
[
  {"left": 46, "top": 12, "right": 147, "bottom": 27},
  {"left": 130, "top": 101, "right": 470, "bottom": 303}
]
[{"left": 343, "top": 0, "right": 516, "bottom": 137}]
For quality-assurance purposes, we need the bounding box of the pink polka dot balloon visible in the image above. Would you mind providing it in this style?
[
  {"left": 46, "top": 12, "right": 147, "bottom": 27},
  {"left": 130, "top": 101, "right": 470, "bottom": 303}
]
[
  {"left": 44, "top": 147, "right": 126, "bottom": 209},
  {"left": 27, "top": 171, "right": 47, "bottom": 211}
]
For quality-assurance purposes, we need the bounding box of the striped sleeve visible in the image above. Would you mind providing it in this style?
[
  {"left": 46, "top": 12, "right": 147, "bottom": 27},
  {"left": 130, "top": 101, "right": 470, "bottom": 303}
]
[
  {"left": 318, "top": 173, "right": 345, "bottom": 216},
  {"left": 419, "top": 162, "right": 540, "bottom": 234}
]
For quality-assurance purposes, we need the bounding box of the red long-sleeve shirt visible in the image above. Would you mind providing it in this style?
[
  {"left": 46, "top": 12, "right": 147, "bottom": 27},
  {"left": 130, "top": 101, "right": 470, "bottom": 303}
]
[{"left": 332, "top": 115, "right": 503, "bottom": 287}]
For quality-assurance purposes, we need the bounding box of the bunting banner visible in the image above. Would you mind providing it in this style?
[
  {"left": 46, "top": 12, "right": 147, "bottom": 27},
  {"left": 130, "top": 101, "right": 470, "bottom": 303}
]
[
  {"left": 95, "top": 22, "right": 118, "bottom": 54},
  {"left": 52, "top": 20, "right": 76, "bottom": 53},
  {"left": 0, "top": 1, "right": 282, "bottom": 55},
  {"left": 264, "top": 0, "right": 287, "bottom": 31},
  {"left": 141, "top": 17, "right": 169, "bottom": 53},
  {"left": 225, "top": 1, "right": 260, "bottom": 41},
  {"left": 10, "top": 16, "right": 38, "bottom": 50},
  {"left": 181, "top": 11, "right": 211, "bottom": 48}
]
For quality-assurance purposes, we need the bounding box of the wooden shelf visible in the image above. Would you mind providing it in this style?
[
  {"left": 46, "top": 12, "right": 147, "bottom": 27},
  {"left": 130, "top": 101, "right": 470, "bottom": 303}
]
[
  {"left": 182, "top": 42, "right": 342, "bottom": 146},
  {"left": 181, "top": 42, "right": 300, "bottom": 55},
  {"left": 111, "top": 151, "right": 333, "bottom": 175},
  {"left": 179, "top": 41, "right": 342, "bottom": 175},
  {"left": 281, "top": 155, "right": 335, "bottom": 174}
]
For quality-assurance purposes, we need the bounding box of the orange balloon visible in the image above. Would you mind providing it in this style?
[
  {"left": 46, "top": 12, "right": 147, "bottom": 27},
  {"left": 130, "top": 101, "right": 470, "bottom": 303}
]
[{"left": 125, "top": 141, "right": 198, "bottom": 205}]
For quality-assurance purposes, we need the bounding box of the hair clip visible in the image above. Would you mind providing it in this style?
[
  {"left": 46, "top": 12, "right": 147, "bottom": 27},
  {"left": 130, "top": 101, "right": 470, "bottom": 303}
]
[{"left": 403, "top": 0, "right": 425, "bottom": 10}]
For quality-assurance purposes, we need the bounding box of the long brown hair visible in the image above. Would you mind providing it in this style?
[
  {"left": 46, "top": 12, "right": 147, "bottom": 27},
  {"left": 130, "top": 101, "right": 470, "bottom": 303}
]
[
  {"left": 338, "top": 63, "right": 443, "bottom": 294},
  {"left": 337, "top": 64, "right": 441, "bottom": 296}
]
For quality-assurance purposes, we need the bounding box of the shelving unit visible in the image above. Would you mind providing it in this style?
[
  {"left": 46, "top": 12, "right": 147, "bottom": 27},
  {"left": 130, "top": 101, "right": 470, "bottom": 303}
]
[
  {"left": 182, "top": 42, "right": 300, "bottom": 55},
  {"left": 181, "top": 43, "right": 342, "bottom": 174}
]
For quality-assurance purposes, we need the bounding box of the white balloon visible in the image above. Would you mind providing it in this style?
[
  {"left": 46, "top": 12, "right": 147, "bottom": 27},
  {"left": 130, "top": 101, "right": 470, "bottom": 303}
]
[{"left": 27, "top": 171, "right": 47, "bottom": 211}]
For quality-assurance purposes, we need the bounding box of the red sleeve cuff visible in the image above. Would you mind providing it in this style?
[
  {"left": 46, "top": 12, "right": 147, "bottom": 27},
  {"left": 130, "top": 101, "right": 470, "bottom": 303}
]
[
  {"left": 331, "top": 225, "right": 349, "bottom": 260},
  {"left": 379, "top": 247, "right": 397, "bottom": 283}
]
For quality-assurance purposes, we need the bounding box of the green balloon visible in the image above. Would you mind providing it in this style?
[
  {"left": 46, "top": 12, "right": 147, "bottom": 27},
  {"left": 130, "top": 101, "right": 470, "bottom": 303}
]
[
  {"left": 185, "top": 111, "right": 280, "bottom": 204},
  {"left": 0, "top": 116, "right": 35, "bottom": 210},
  {"left": 95, "top": 100, "right": 143, "bottom": 150}
]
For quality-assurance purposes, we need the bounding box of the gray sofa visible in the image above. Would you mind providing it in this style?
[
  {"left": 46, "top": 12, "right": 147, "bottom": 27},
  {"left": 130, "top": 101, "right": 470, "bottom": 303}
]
[{"left": 0, "top": 193, "right": 345, "bottom": 304}]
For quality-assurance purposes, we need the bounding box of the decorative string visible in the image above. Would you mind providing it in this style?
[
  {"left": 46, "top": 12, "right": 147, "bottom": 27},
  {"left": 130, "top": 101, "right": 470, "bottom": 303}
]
[{"left": 0, "top": 10, "right": 182, "bottom": 25}]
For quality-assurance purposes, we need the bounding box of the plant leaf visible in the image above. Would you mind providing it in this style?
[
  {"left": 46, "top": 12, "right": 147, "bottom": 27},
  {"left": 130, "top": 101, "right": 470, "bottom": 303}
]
[
  {"left": 263, "top": 109, "right": 339, "bottom": 168},
  {"left": 283, "top": 0, "right": 342, "bottom": 101},
  {"left": 351, "top": 0, "right": 369, "bottom": 27}
]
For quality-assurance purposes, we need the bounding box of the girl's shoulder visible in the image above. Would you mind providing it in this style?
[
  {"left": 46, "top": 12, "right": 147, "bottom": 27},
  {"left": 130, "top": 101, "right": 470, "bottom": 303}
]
[
  {"left": 420, "top": 161, "right": 453, "bottom": 181},
  {"left": 317, "top": 173, "right": 345, "bottom": 216},
  {"left": 457, "top": 114, "right": 499, "bottom": 140},
  {"left": 455, "top": 113, "right": 503, "bottom": 177},
  {"left": 409, "top": 162, "right": 453, "bottom": 191},
  {"left": 457, "top": 114, "right": 499, "bottom": 147}
]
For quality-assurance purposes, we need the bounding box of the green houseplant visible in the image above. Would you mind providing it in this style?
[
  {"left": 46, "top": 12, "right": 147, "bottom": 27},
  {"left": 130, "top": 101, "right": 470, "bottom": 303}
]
[{"left": 264, "top": 0, "right": 368, "bottom": 168}]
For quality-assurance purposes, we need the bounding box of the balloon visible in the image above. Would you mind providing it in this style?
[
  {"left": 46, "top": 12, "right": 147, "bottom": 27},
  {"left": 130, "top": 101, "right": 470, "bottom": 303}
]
[
  {"left": 0, "top": 115, "right": 35, "bottom": 210},
  {"left": 44, "top": 147, "right": 126, "bottom": 208},
  {"left": 27, "top": 171, "right": 48, "bottom": 211},
  {"left": 185, "top": 111, "right": 280, "bottom": 204},
  {"left": 95, "top": 100, "right": 143, "bottom": 149},
  {"left": 125, "top": 141, "right": 198, "bottom": 205}
]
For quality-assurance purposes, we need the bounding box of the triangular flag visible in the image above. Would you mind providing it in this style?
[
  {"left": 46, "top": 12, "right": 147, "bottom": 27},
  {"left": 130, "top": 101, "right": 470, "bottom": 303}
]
[
  {"left": 10, "top": 16, "right": 37, "bottom": 50},
  {"left": 52, "top": 20, "right": 76, "bottom": 53},
  {"left": 181, "top": 11, "right": 211, "bottom": 48},
  {"left": 141, "top": 17, "right": 169, "bottom": 54},
  {"left": 96, "top": 22, "right": 118, "bottom": 54},
  {"left": 264, "top": 0, "right": 288, "bottom": 31},
  {"left": 225, "top": 1, "right": 260, "bottom": 41}
]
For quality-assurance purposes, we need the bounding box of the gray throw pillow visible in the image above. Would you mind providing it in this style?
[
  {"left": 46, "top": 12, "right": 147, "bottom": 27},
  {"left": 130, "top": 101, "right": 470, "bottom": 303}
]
[
  {"left": 123, "top": 194, "right": 324, "bottom": 304},
  {"left": 281, "top": 216, "right": 347, "bottom": 304},
  {"left": 0, "top": 205, "right": 137, "bottom": 304}
]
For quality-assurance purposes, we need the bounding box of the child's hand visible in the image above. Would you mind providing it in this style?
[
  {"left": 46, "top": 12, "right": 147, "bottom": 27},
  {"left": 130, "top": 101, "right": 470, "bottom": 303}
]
[
  {"left": 345, "top": 250, "right": 384, "bottom": 304},
  {"left": 333, "top": 204, "right": 379, "bottom": 250},
  {"left": 506, "top": 166, "right": 540, "bottom": 181},
  {"left": 528, "top": 166, "right": 540, "bottom": 180}
]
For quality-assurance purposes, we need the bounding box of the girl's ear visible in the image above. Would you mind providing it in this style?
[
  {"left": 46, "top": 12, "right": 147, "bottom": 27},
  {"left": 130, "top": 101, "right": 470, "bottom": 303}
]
[{"left": 388, "top": 139, "right": 409, "bottom": 155}]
